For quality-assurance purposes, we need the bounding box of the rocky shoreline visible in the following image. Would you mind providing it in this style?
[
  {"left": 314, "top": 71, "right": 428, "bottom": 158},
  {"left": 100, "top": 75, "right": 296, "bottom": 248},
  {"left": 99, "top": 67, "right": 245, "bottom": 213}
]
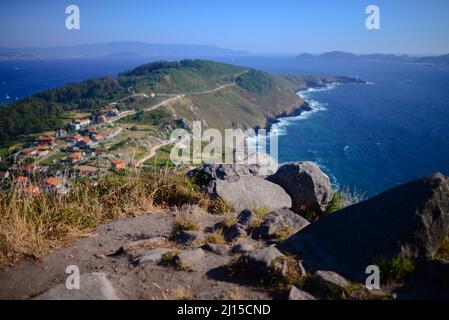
[{"left": 264, "top": 76, "right": 365, "bottom": 133}]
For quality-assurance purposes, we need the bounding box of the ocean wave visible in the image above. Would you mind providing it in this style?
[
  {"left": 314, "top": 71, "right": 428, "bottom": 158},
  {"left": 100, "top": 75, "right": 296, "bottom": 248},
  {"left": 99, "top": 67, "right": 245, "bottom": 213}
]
[{"left": 247, "top": 83, "right": 335, "bottom": 156}]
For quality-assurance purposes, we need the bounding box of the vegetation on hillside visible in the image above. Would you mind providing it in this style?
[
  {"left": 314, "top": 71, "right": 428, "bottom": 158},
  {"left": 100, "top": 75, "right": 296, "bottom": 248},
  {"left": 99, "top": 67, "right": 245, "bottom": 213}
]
[
  {"left": 235, "top": 70, "right": 274, "bottom": 94},
  {"left": 0, "top": 59, "right": 310, "bottom": 147},
  {"left": 0, "top": 168, "right": 208, "bottom": 265}
]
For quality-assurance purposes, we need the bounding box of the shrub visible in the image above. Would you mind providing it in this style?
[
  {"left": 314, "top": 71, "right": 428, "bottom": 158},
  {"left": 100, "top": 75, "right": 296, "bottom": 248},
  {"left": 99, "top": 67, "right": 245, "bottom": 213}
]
[
  {"left": 374, "top": 256, "right": 418, "bottom": 284},
  {"left": 170, "top": 215, "right": 201, "bottom": 239},
  {"left": 0, "top": 167, "right": 208, "bottom": 265},
  {"left": 208, "top": 198, "right": 233, "bottom": 215}
]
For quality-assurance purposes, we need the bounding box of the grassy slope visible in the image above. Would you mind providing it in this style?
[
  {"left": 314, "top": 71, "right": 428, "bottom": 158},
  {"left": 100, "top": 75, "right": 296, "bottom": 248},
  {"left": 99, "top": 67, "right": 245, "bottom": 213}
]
[{"left": 0, "top": 60, "right": 309, "bottom": 146}]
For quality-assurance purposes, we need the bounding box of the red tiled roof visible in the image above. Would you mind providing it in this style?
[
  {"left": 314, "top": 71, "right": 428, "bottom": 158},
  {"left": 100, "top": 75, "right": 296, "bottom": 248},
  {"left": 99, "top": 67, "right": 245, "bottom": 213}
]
[
  {"left": 69, "top": 152, "right": 82, "bottom": 160},
  {"left": 22, "top": 185, "right": 41, "bottom": 196},
  {"left": 14, "top": 176, "right": 28, "bottom": 183},
  {"left": 42, "top": 177, "right": 60, "bottom": 186}
]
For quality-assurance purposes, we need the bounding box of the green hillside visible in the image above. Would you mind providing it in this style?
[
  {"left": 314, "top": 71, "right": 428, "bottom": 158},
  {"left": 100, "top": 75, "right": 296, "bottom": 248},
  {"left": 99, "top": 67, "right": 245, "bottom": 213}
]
[{"left": 0, "top": 59, "right": 343, "bottom": 146}]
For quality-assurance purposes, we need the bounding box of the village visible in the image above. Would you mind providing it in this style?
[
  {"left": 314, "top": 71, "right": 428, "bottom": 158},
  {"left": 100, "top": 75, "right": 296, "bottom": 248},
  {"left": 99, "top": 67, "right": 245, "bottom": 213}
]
[{"left": 0, "top": 95, "right": 172, "bottom": 196}]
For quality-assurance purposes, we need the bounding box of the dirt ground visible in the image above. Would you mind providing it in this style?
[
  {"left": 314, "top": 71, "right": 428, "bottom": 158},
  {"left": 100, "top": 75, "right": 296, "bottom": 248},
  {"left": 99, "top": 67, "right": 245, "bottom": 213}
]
[{"left": 0, "top": 211, "right": 272, "bottom": 300}]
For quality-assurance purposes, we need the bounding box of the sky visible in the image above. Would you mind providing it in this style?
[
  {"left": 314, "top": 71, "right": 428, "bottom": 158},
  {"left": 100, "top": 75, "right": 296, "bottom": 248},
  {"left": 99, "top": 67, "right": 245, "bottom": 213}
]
[{"left": 1, "top": 0, "right": 449, "bottom": 55}]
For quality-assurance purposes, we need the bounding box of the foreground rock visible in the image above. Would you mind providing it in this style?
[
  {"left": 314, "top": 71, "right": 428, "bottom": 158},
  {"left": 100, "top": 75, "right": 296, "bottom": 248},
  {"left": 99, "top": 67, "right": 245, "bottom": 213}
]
[
  {"left": 209, "top": 175, "right": 292, "bottom": 212},
  {"left": 203, "top": 243, "right": 230, "bottom": 256},
  {"left": 133, "top": 248, "right": 173, "bottom": 264},
  {"left": 395, "top": 258, "right": 449, "bottom": 300},
  {"left": 237, "top": 246, "right": 287, "bottom": 277},
  {"left": 257, "top": 208, "right": 309, "bottom": 239},
  {"left": 232, "top": 243, "right": 255, "bottom": 254},
  {"left": 267, "top": 161, "right": 333, "bottom": 213},
  {"left": 314, "top": 270, "right": 350, "bottom": 294},
  {"left": 174, "top": 230, "right": 205, "bottom": 245},
  {"left": 34, "top": 273, "right": 119, "bottom": 300},
  {"left": 283, "top": 173, "right": 449, "bottom": 281},
  {"left": 288, "top": 286, "right": 317, "bottom": 300},
  {"left": 174, "top": 248, "right": 206, "bottom": 271}
]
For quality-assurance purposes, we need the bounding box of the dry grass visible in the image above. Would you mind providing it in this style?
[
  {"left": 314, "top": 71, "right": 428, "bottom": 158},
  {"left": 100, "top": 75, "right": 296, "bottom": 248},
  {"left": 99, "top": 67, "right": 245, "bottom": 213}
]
[
  {"left": 248, "top": 206, "right": 270, "bottom": 229},
  {"left": 205, "top": 230, "right": 226, "bottom": 244},
  {"left": 153, "top": 283, "right": 195, "bottom": 300},
  {"left": 170, "top": 214, "right": 202, "bottom": 239},
  {"left": 208, "top": 198, "right": 233, "bottom": 215},
  {"left": 0, "top": 167, "right": 208, "bottom": 265}
]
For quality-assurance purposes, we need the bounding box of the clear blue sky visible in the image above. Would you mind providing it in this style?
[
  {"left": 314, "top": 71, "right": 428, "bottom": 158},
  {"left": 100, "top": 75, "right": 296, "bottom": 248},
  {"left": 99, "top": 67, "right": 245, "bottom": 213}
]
[{"left": 1, "top": 0, "right": 448, "bottom": 54}]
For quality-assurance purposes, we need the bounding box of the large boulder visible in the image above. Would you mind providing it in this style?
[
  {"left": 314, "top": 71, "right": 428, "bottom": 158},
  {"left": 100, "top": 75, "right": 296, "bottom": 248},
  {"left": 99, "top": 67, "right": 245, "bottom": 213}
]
[
  {"left": 267, "top": 162, "right": 333, "bottom": 213},
  {"left": 209, "top": 175, "right": 292, "bottom": 212},
  {"left": 283, "top": 173, "right": 449, "bottom": 281}
]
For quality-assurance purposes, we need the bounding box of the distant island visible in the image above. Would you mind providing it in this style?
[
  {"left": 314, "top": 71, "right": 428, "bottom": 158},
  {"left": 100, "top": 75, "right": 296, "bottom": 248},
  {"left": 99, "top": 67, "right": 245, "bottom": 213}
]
[
  {"left": 0, "top": 41, "right": 249, "bottom": 61},
  {"left": 297, "top": 51, "right": 449, "bottom": 65}
]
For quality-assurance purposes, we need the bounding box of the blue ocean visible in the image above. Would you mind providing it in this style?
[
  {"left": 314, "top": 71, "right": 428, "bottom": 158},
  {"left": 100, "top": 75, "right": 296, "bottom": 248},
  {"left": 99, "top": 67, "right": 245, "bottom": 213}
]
[{"left": 1, "top": 56, "right": 449, "bottom": 197}]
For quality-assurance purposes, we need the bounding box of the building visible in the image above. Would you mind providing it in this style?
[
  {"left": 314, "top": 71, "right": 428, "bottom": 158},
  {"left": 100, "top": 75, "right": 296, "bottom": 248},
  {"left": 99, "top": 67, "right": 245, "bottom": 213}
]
[
  {"left": 68, "top": 152, "right": 83, "bottom": 163},
  {"left": 96, "top": 115, "right": 108, "bottom": 123},
  {"left": 14, "top": 176, "right": 29, "bottom": 185},
  {"left": 71, "top": 134, "right": 84, "bottom": 144},
  {"left": 37, "top": 136, "right": 56, "bottom": 146},
  {"left": 40, "top": 177, "right": 62, "bottom": 192},
  {"left": 69, "top": 119, "right": 91, "bottom": 131},
  {"left": 37, "top": 150, "right": 49, "bottom": 158},
  {"left": 111, "top": 160, "right": 126, "bottom": 170},
  {"left": 22, "top": 185, "right": 41, "bottom": 197},
  {"left": 20, "top": 148, "right": 37, "bottom": 158},
  {"left": 69, "top": 122, "right": 81, "bottom": 131},
  {"left": 78, "top": 137, "right": 92, "bottom": 148},
  {"left": 106, "top": 108, "right": 120, "bottom": 117},
  {"left": 91, "top": 133, "right": 103, "bottom": 142},
  {"left": 55, "top": 129, "right": 67, "bottom": 139}
]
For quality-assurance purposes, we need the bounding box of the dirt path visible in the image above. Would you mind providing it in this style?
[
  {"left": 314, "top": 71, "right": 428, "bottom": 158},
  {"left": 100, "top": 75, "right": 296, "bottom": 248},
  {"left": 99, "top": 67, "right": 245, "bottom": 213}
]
[
  {"left": 0, "top": 211, "right": 270, "bottom": 300},
  {"left": 137, "top": 141, "right": 170, "bottom": 166}
]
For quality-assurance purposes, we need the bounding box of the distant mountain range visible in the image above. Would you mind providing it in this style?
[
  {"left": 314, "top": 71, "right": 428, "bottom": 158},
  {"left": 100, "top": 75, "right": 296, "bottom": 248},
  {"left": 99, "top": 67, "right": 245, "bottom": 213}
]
[
  {"left": 0, "top": 42, "right": 249, "bottom": 60},
  {"left": 413, "top": 54, "right": 449, "bottom": 65},
  {"left": 297, "top": 51, "right": 449, "bottom": 65}
]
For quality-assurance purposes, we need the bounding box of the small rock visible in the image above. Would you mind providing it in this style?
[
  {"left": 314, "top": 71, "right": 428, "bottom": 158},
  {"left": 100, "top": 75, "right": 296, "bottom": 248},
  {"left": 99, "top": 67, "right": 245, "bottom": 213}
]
[
  {"left": 238, "top": 209, "right": 257, "bottom": 227},
  {"left": 203, "top": 243, "right": 230, "bottom": 256},
  {"left": 174, "top": 230, "right": 205, "bottom": 245},
  {"left": 225, "top": 224, "right": 247, "bottom": 241},
  {"left": 258, "top": 208, "right": 309, "bottom": 239},
  {"left": 238, "top": 246, "right": 287, "bottom": 277},
  {"left": 232, "top": 243, "right": 255, "bottom": 254},
  {"left": 133, "top": 248, "right": 173, "bottom": 264},
  {"left": 314, "top": 270, "right": 350, "bottom": 293},
  {"left": 34, "top": 273, "right": 119, "bottom": 300},
  {"left": 174, "top": 248, "right": 206, "bottom": 271},
  {"left": 288, "top": 286, "right": 317, "bottom": 300}
]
